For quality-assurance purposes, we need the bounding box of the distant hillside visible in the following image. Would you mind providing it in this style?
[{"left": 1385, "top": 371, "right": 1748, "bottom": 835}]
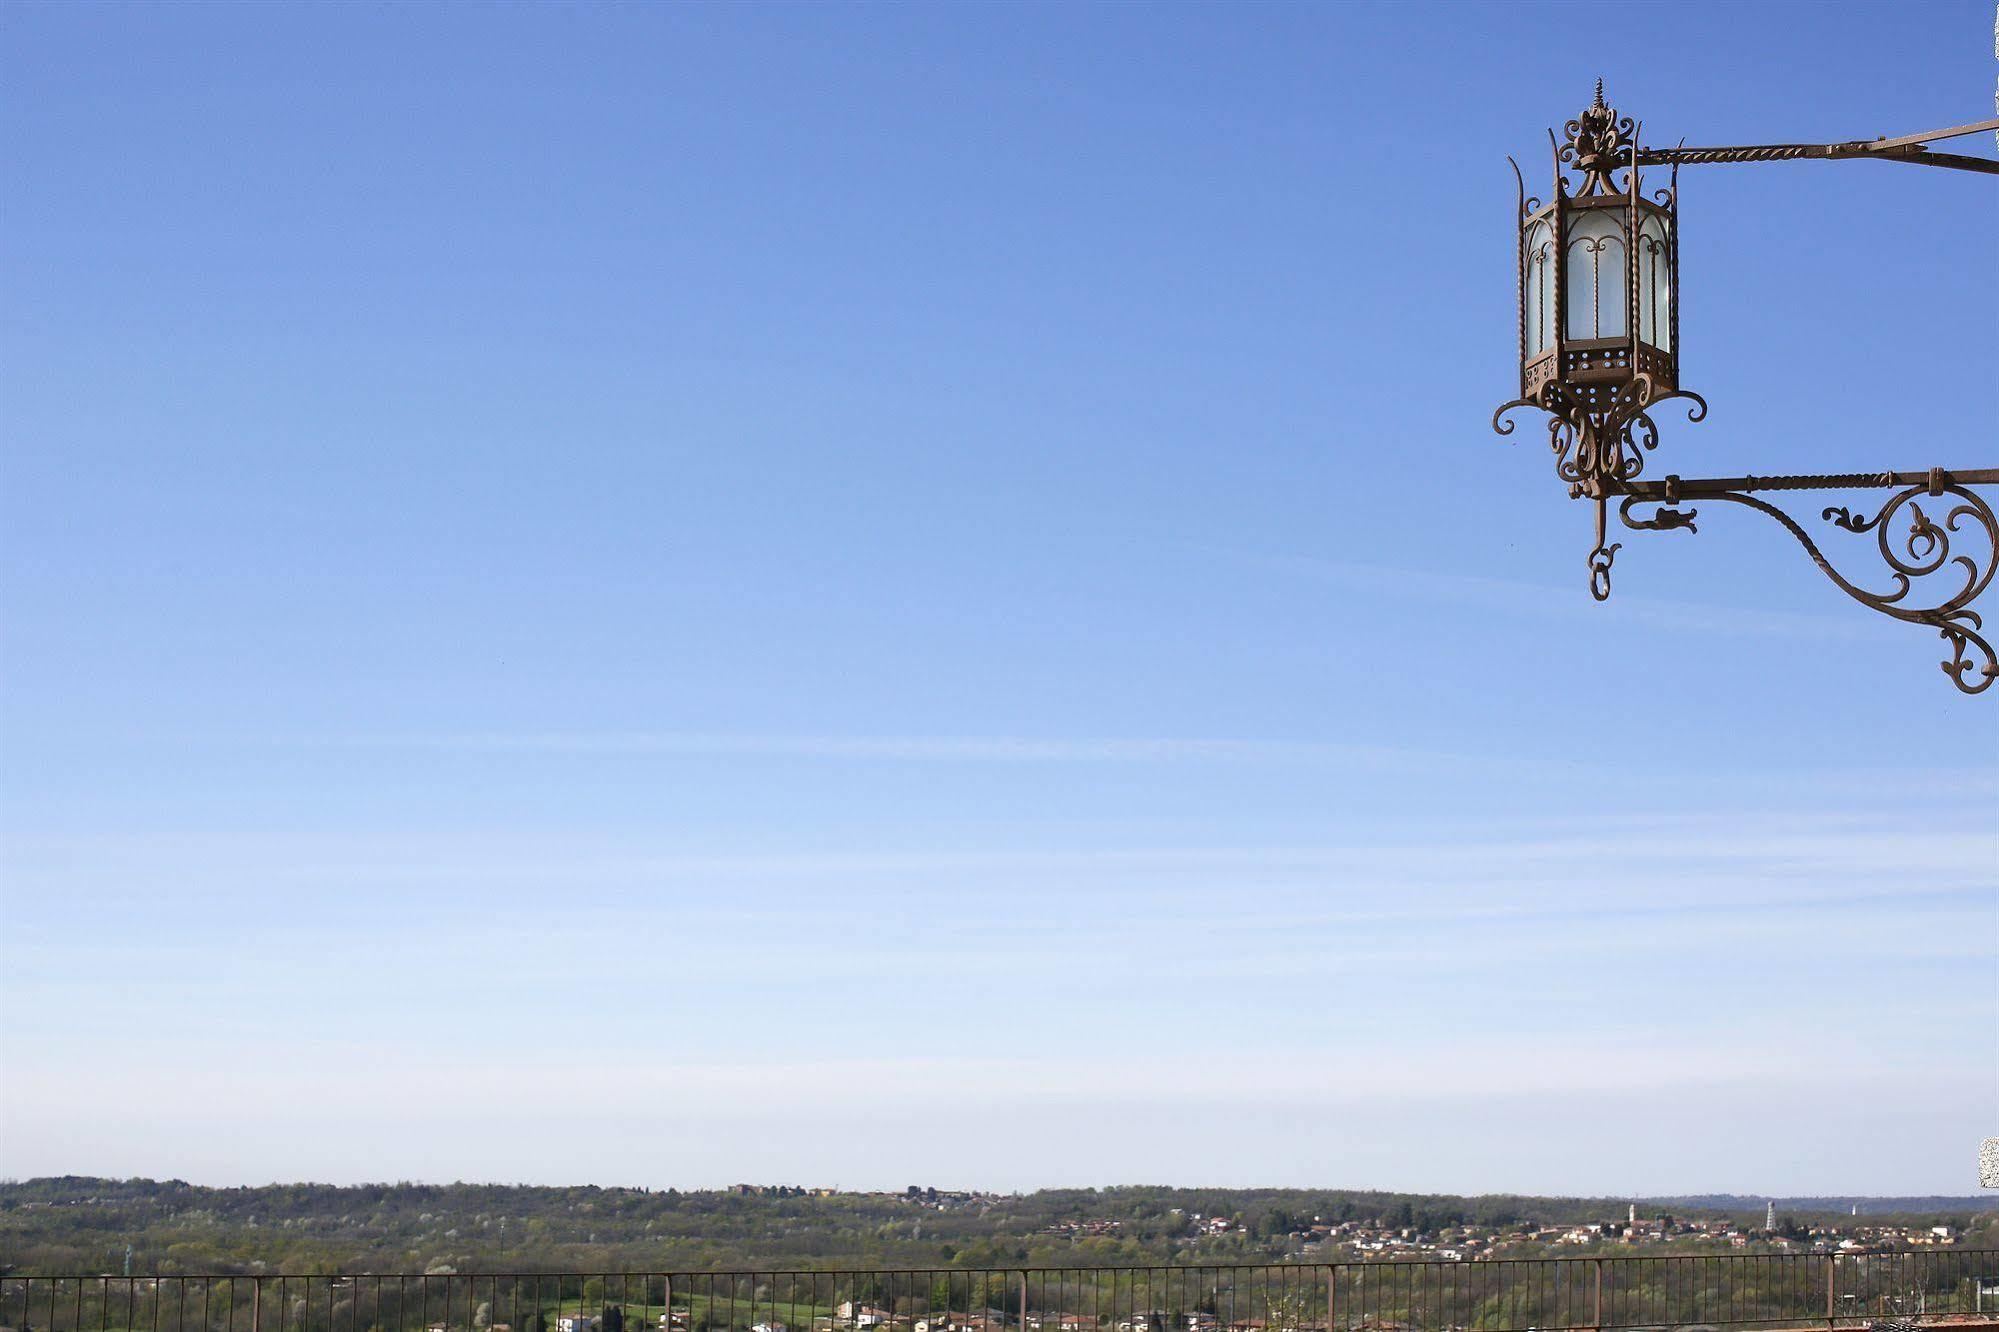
[{"left": 3, "top": 1177, "right": 1995, "bottom": 1275}]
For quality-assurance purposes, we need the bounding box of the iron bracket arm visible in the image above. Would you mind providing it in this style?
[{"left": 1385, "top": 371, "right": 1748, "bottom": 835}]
[
  {"left": 1636, "top": 117, "right": 1999, "bottom": 175},
  {"left": 1601, "top": 468, "right": 1999, "bottom": 694}
]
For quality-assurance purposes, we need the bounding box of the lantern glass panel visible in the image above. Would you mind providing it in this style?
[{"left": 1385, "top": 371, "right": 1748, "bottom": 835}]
[
  {"left": 1564, "top": 210, "right": 1626, "bottom": 340},
  {"left": 1524, "top": 219, "right": 1555, "bottom": 356},
  {"left": 1636, "top": 211, "right": 1671, "bottom": 352}
]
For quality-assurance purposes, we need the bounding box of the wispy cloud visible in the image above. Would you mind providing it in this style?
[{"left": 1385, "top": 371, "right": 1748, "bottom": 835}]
[
  {"left": 9, "top": 806, "right": 1990, "bottom": 904},
  {"left": 290, "top": 728, "right": 1618, "bottom": 786},
  {"left": 249, "top": 731, "right": 1998, "bottom": 817},
  {"left": 385, "top": 732, "right": 1395, "bottom": 762}
]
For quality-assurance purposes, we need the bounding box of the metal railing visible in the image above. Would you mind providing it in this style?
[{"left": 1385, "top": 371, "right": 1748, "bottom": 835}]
[{"left": 3, "top": 1253, "right": 1994, "bottom": 1332}]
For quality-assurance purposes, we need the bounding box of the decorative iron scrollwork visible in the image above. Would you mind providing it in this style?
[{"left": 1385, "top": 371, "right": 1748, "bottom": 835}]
[
  {"left": 1618, "top": 495, "right": 1697, "bottom": 533},
  {"left": 1496, "top": 371, "right": 1995, "bottom": 689},
  {"left": 1491, "top": 377, "right": 1708, "bottom": 497},
  {"left": 1620, "top": 481, "right": 1998, "bottom": 694}
]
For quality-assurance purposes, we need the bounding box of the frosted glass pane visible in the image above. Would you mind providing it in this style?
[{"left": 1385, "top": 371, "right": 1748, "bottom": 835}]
[
  {"left": 1637, "top": 214, "right": 1671, "bottom": 352},
  {"left": 1564, "top": 211, "right": 1625, "bottom": 340},
  {"left": 1565, "top": 241, "right": 1595, "bottom": 339},
  {"left": 1540, "top": 257, "right": 1555, "bottom": 351},
  {"left": 1637, "top": 243, "right": 1655, "bottom": 344},
  {"left": 1597, "top": 236, "right": 1627, "bottom": 338},
  {"left": 1524, "top": 223, "right": 1554, "bottom": 356}
]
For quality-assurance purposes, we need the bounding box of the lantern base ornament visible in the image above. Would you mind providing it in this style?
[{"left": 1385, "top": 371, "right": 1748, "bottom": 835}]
[
  {"left": 1497, "top": 85, "right": 1998, "bottom": 695},
  {"left": 1490, "top": 371, "right": 1708, "bottom": 601}
]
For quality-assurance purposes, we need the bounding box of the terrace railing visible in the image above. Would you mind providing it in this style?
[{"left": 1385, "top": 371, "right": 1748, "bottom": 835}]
[{"left": 4, "top": 1253, "right": 1996, "bottom": 1332}]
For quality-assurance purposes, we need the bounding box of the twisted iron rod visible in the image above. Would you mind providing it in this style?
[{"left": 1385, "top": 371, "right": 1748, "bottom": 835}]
[{"left": 1615, "top": 468, "right": 1999, "bottom": 500}]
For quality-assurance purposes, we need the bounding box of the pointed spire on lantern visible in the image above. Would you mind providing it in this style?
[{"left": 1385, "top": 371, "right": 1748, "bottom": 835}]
[{"left": 1594, "top": 77, "right": 1605, "bottom": 108}]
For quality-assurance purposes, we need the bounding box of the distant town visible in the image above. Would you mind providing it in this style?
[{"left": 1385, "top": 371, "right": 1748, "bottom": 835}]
[{"left": 761, "top": 1185, "right": 1981, "bottom": 1263}]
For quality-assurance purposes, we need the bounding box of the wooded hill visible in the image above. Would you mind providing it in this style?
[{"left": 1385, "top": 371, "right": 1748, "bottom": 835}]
[{"left": 3, "top": 1178, "right": 1993, "bottom": 1275}]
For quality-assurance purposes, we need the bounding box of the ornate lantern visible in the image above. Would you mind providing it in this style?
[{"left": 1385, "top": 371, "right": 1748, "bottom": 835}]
[
  {"left": 1505, "top": 82, "right": 1703, "bottom": 578},
  {"left": 1517, "top": 81, "right": 1677, "bottom": 424},
  {"left": 1493, "top": 85, "right": 1999, "bottom": 692}
]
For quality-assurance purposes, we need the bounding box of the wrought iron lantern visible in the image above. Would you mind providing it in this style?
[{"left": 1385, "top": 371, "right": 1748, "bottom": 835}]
[
  {"left": 1494, "top": 84, "right": 1999, "bottom": 693},
  {"left": 1516, "top": 83, "right": 1678, "bottom": 418}
]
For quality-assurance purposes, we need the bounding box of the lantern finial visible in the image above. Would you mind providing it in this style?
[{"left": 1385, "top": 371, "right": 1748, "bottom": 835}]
[{"left": 1565, "top": 82, "right": 1632, "bottom": 195}]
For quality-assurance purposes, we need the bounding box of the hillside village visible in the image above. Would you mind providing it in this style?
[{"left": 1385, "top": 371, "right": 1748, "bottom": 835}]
[
  {"left": 1283, "top": 1209, "right": 1967, "bottom": 1262},
  {"left": 812, "top": 1186, "right": 1979, "bottom": 1263}
]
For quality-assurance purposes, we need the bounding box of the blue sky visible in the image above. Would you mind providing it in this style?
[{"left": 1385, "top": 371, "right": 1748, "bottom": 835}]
[{"left": 1, "top": 0, "right": 1994, "bottom": 1194}]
